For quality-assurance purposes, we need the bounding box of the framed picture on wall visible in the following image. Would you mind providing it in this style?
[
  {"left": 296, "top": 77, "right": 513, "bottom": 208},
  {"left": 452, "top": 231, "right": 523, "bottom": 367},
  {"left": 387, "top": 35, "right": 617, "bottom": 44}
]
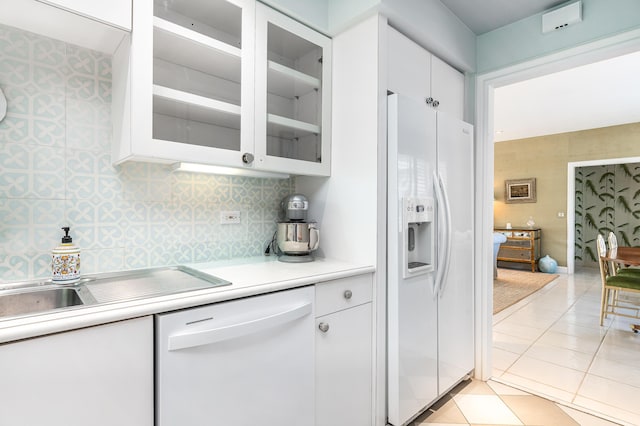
[{"left": 505, "top": 178, "right": 536, "bottom": 203}]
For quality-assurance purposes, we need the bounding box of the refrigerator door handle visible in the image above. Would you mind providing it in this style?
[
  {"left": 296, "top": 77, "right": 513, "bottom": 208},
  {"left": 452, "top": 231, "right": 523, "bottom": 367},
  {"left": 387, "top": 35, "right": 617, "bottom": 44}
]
[
  {"left": 437, "top": 173, "right": 453, "bottom": 296},
  {"left": 433, "top": 172, "right": 445, "bottom": 295}
]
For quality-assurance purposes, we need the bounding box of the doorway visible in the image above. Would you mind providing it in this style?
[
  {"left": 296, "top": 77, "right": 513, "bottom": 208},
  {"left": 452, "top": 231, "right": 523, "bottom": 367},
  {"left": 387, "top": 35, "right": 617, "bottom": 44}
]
[{"left": 475, "top": 27, "right": 640, "bottom": 425}]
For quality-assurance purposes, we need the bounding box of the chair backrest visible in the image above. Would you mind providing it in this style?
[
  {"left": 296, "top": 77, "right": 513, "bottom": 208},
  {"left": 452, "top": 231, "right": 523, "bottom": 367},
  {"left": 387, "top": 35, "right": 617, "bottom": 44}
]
[
  {"left": 597, "top": 234, "right": 607, "bottom": 257},
  {"left": 596, "top": 234, "right": 611, "bottom": 282},
  {"left": 608, "top": 232, "right": 618, "bottom": 250}
]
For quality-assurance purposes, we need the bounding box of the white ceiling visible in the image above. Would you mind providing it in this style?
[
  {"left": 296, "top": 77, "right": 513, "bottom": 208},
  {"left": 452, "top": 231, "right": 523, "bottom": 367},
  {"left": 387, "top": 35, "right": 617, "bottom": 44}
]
[
  {"left": 441, "top": 0, "right": 564, "bottom": 35},
  {"left": 493, "top": 51, "right": 640, "bottom": 142}
]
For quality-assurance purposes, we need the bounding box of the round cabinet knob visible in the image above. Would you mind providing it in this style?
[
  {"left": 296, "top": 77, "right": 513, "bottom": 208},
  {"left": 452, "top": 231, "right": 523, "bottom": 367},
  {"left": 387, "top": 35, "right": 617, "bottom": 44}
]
[
  {"left": 343, "top": 290, "right": 353, "bottom": 300},
  {"left": 432, "top": 99, "right": 440, "bottom": 108},
  {"left": 425, "top": 97, "right": 434, "bottom": 105},
  {"left": 318, "top": 322, "right": 330, "bottom": 333},
  {"left": 242, "top": 153, "right": 254, "bottom": 164}
]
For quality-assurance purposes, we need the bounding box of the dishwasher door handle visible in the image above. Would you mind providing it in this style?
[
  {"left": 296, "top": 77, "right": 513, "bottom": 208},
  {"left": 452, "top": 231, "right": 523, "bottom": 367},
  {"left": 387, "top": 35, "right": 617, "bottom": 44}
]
[{"left": 167, "top": 302, "right": 313, "bottom": 351}]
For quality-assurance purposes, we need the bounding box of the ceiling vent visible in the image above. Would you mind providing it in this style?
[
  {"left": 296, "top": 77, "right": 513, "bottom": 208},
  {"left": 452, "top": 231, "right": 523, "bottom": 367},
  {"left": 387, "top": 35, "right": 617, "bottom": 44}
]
[{"left": 542, "top": 1, "right": 582, "bottom": 33}]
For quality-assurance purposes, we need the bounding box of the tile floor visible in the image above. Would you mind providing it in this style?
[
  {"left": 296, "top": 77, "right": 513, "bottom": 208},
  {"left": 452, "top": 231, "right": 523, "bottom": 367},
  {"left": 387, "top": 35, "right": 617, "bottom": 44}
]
[
  {"left": 413, "top": 378, "right": 620, "bottom": 425},
  {"left": 491, "top": 268, "right": 640, "bottom": 426}
]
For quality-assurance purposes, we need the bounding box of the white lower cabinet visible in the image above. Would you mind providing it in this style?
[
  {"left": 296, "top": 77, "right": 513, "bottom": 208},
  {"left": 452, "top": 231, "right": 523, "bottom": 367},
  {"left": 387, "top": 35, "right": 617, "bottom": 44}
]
[
  {"left": 315, "top": 274, "right": 373, "bottom": 426},
  {"left": 0, "top": 316, "right": 153, "bottom": 426}
]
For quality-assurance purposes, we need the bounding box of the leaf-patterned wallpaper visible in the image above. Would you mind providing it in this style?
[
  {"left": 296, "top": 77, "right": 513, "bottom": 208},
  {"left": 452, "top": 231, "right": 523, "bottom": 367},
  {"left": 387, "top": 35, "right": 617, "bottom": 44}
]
[{"left": 575, "top": 163, "right": 640, "bottom": 266}]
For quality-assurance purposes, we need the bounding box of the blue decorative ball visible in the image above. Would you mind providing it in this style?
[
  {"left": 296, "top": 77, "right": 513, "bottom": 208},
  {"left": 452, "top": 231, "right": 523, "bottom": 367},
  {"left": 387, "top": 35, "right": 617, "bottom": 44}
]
[{"left": 538, "top": 255, "right": 558, "bottom": 273}]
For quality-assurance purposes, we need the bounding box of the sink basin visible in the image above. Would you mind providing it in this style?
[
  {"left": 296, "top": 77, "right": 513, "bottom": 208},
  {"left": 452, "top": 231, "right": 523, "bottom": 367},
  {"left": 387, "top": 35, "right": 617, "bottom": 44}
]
[
  {"left": 0, "top": 287, "right": 91, "bottom": 318},
  {"left": 0, "top": 266, "right": 230, "bottom": 320}
]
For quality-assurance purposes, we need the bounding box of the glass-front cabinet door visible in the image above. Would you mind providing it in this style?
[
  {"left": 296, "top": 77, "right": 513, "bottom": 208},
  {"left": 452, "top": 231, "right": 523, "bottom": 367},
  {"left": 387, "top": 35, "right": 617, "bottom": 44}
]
[
  {"left": 254, "top": 4, "right": 332, "bottom": 176},
  {"left": 115, "top": 0, "right": 255, "bottom": 167}
]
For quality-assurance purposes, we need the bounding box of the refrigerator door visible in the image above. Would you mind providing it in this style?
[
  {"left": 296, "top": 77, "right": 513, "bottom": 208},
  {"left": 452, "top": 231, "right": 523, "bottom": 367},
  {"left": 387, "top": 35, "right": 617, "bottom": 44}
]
[
  {"left": 436, "top": 112, "right": 475, "bottom": 394},
  {"left": 387, "top": 94, "right": 439, "bottom": 426}
]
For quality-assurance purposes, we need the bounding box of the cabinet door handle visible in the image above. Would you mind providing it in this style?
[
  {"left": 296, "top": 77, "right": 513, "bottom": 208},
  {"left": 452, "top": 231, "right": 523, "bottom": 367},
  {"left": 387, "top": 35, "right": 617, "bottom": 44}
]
[
  {"left": 343, "top": 290, "right": 352, "bottom": 300},
  {"left": 318, "top": 322, "right": 330, "bottom": 333},
  {"left": 242, "top": 153, "right": 254, "bottom": 164},
  {"left": 425, "top": 97, "right": 433, "bottom": 105},
  {"left": 432, "top": 99, "right": 440, "bottom": 108}
]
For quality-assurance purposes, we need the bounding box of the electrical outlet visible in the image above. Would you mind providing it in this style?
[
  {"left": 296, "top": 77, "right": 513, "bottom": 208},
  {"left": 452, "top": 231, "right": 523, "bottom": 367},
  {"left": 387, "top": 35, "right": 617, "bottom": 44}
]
[
  {"left": 220, "top": 211, "right": 241, "bottom": 224},
  {"left": 557, "top": 212, "right": 566, "bottom": 218}
]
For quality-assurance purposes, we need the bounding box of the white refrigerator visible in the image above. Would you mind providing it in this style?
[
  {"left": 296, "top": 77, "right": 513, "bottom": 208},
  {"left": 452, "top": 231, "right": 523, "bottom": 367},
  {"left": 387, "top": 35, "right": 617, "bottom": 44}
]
[{"left": 387, "top": 93, "right": 474, "bottom": 426}]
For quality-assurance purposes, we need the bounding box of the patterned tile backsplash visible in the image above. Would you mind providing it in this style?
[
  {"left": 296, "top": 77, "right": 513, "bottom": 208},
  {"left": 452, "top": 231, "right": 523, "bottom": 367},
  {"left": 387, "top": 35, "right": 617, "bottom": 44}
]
[{"left": 0, "top": 24, "right": 294, "bottom": 282}]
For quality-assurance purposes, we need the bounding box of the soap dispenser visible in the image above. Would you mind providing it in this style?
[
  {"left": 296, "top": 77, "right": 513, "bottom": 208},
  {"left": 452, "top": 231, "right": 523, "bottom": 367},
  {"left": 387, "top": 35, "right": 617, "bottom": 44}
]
[{"left": 52, "top": 227, "right": 81, "bottom": 284}]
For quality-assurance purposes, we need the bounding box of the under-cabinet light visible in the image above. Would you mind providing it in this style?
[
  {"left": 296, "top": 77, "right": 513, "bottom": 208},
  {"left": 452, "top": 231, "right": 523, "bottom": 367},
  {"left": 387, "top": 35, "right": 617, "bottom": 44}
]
[{"left": 172, "top": 162, "right": 290, "bottom": 179}]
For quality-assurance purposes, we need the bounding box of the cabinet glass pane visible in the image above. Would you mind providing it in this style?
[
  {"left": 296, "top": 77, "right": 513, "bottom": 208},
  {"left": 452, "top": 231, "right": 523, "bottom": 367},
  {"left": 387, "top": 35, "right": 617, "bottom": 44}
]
[
  {"left": 152, "top": 0, "right": 243, "bottom": 150},
  {"left": 266, "top": 23, "right": 322, "bottom": 163}
]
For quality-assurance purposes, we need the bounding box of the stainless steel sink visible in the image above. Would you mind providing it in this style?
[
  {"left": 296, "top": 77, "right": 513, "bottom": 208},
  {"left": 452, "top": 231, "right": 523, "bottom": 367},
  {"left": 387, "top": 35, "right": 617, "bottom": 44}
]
[
  {"left": 0, "top": 266, "right": 231, "bottom": 320},
  {"left": 0, "top": 287, "right": 88, "bottom": 318}
]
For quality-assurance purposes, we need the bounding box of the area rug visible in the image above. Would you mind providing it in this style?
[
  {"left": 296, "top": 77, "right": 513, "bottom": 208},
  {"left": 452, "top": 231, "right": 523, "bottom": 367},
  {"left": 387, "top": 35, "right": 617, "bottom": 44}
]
[{"left": 493, "top": 268, "right": 559, "bottom": 314}]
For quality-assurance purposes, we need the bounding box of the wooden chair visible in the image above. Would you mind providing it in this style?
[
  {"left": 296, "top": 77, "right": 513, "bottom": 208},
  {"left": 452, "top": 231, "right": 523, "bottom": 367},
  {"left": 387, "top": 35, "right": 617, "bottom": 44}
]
[
  {"left": 607, "top": 232, "right": 640, "bottom": 277},
  {"left": 597, "top": 234, "right": 640, "bottom": 325}
]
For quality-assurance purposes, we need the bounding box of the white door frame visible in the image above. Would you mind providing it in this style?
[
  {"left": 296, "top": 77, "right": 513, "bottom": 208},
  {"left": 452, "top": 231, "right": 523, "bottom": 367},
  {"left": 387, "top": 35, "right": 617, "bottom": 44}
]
[{"left": 474, "top": 29, "right": 640, "bottom": 381}]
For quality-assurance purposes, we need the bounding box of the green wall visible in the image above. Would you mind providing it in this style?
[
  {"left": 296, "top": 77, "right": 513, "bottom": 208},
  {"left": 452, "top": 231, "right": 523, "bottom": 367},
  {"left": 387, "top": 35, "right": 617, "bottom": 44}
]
[
  {"left": 575, "top": 163, "right": 640, "bottom": 267},
  {"left": 477, "top": 0, "right": 640, "bottom": 73}
]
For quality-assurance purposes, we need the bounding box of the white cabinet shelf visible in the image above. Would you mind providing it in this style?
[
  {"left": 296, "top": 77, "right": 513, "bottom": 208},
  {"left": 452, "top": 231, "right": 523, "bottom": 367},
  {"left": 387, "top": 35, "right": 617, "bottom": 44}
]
[
  {"left": 268, "top": 60, "right": 319, "bottom": 98},
  {"left": 153, "top": 17, "right": 241, "bottom": 81},
  {"left": 154, "top": 85, "right": 241, "bottom": 120},
  {"left": 267, "top": 113, "right": 319, "bottom": 138}
]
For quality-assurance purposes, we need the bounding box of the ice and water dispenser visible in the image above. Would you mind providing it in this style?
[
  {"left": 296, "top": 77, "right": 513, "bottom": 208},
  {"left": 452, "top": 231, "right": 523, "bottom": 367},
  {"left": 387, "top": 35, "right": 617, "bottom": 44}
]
[{"left": 402, "top": 197, "right": 434, "bottom": 278}]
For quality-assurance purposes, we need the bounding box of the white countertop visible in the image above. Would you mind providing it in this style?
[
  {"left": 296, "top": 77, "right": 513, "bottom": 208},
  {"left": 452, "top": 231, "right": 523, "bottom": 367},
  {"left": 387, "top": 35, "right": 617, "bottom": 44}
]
[{"left": 0, "top": 256, "right": 374, "bottom": 344}]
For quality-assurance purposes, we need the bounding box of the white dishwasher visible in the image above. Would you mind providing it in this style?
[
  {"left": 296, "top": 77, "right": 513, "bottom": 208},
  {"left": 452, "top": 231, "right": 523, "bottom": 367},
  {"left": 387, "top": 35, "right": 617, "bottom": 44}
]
[{"left": 155, "top": 286, "right": 315, "bottom": 426}]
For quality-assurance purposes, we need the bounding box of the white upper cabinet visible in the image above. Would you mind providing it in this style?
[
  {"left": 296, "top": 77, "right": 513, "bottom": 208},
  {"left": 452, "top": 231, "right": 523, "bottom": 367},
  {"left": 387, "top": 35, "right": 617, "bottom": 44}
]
[
  {"left": 113, "top": 0, "right": 332, "bottom": 176},
  {"left": 0, "top": 0, "right": 129, "bottom": 53},
  {"left": 254, "top": 3, "right": 332, "bottom": 176},
  {"left": 38, "top": 0, "right": 132, "bottom": 30},
  {"left": 113, "top": 0, "right": 255, "bottom": 169},
  {"left": 430, "top": 55, "right": 465, "bottom": 120},
  {"left": 387, "top": 26, "right": 464, "bottom": 121},
  {"left": 387, "top": 27, "right": 431, "bottom": 102}
]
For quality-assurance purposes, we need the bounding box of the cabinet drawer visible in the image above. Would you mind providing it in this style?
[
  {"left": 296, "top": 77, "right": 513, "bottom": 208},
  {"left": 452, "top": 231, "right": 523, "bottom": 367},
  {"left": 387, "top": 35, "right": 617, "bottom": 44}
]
[
  {"left": 315, "top": 274, "right": 372, "bottom": 317},
  {"left": 498, "top": 247, "right": 532, "bottom": 260},
  {"left": 504, "top": 239, "right": 532, "bottom": 248}
]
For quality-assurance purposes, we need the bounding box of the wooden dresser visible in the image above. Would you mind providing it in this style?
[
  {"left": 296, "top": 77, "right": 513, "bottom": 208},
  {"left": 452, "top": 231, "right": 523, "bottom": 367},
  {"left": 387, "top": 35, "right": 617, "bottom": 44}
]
[{"left": 494, "top": 227, "right": 541, "bottom": 272}]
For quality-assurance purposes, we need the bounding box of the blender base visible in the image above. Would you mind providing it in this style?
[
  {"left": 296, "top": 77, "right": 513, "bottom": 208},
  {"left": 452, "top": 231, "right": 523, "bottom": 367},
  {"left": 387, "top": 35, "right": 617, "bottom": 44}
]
[{"left": 278, "top": 254, "right": 314, "bottom": 263}]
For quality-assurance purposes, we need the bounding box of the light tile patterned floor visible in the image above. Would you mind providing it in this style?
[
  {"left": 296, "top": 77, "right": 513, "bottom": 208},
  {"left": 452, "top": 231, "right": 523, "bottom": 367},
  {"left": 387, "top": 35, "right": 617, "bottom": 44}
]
[
  {"left": 412, "top": 378, "right": 620, "bottom": 425},
  {"left": 491, "top": 268, "right": 640, "bottom": 426}
]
